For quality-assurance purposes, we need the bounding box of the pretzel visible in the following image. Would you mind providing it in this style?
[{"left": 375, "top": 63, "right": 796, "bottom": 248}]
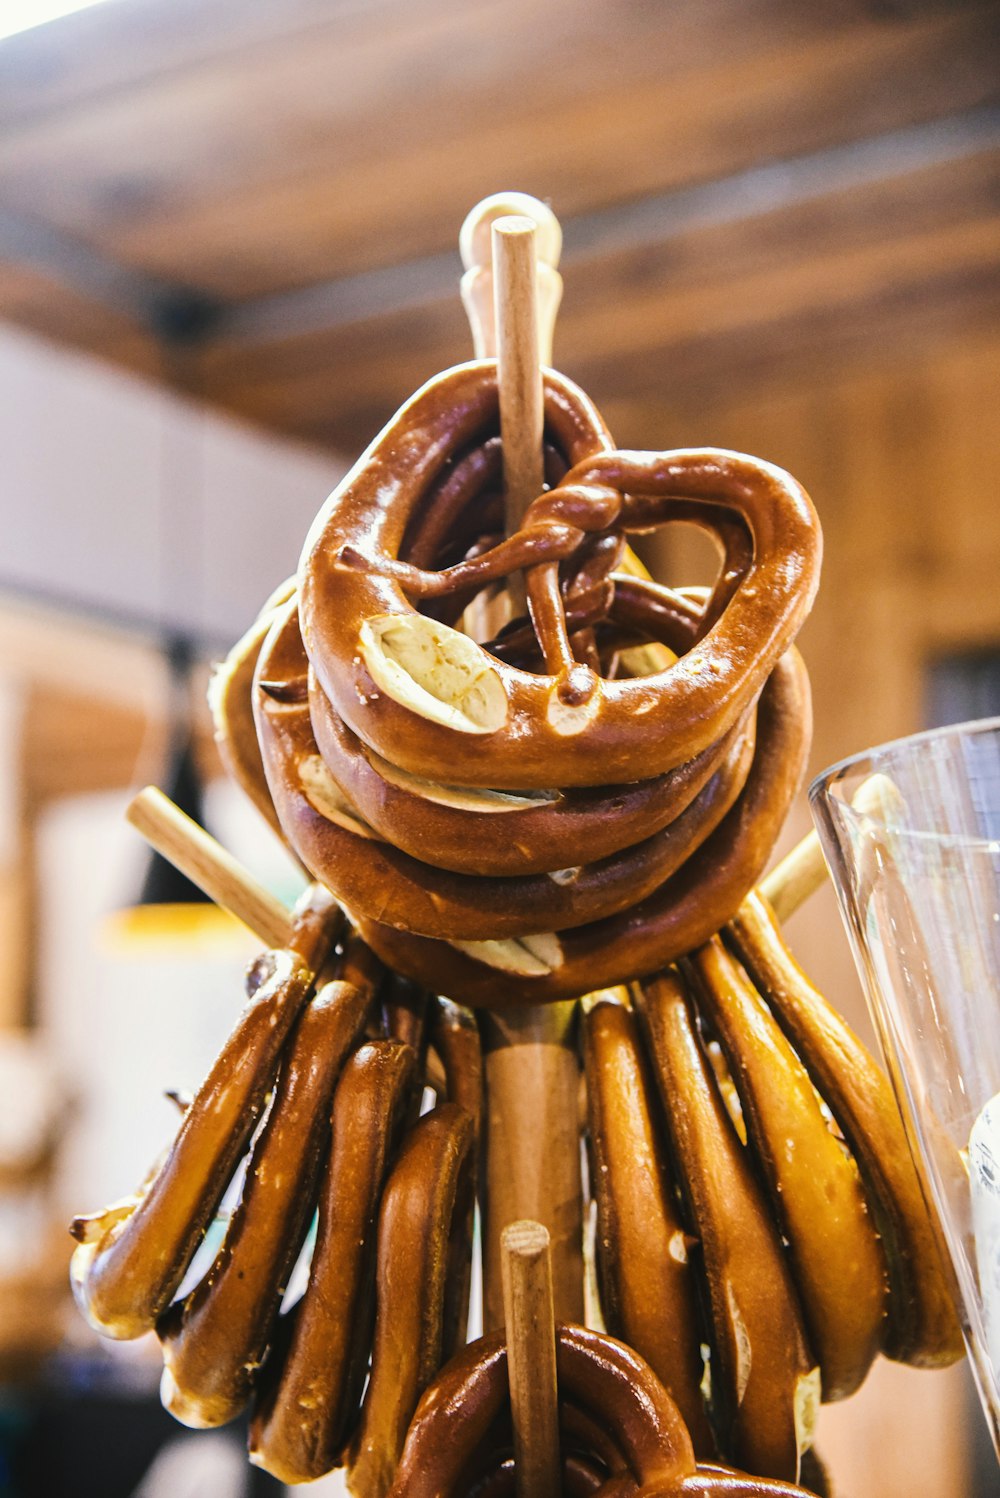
[
  {"left": 69, "top": 944, "right": 317, "bottom": 1341},
  {"left": 354, "top": 647, "right": 810, "bottom": 1005},
  {"left": 255, "top": 597, "right": 758, "bottom": 942},
  {"left": 348, "top": 1101, "right": 477, "bottom": 1498},
  {"left": 582, "top": 999, "right": 711, "bottom": 1454},
  {"left": 209, "top": 576, "right": 296, "bottom": 832},
  {"left": 635, "top": 971, "right": 818, "bottom": 1483},
  {"left": 687, "top": 938, "right": 886, "bottom": 1402},
  {"left": 300, "top": 361, "right": 820, "bottom": 792},
  {"left": 158, "top": 975, "right": 370, "bottom": 1427},
  {"left": 305, "top": 658, "right": 747, "bottom": 878},
  {"left": 389, "top": 1325, "right": 818, "bottom": 1498},
  {"left": 726, "top": 894, "right": 963, "bottom": 1369},
  {"left": 249, "top": 1039, "right": 418, "bottom": 1483}
]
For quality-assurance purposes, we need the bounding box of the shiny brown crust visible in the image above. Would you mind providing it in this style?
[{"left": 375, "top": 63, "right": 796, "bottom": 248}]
[
  {"left": 210, "top": 577, "right": 295, "bottom": 832},
  {"left": 300, "top": 361, "right": 820, "bottom": 791},
  {"left": 307, "top": 668, "right": 747, "bottom": 878},
  {"left": 390, "top": 1325, "right": 818, "bottom": 1498},
  {"left": 249, "top": 1040, "right": 417, "bottom": 1484},
  {"left": 157, "top": 977, "right": 370, "bottom": 1428},
  {"left": 356, "top": 648, "right": 810, "bottom": 1005},
  {"left": 349, "top": 1102, "right": 477, "bottom": 1498},
  {"left": 635, "top": 972, "right": 817, "bottom": 1482},
  {"left": 726, "top": 894, "right": 964, "bottom": 1369},
  {"left": 69, "top": 947, "right": 314, "bottom": 1341},
  {"left": 255, "top": 600, "right": 756, "bottom": 942},
  {"left": 582, "top": 1000, "right": 711, "bottom": 1453},
  {"left": 389, "top": 1324, "right": 693, "bottom": 1498},
  {"left": 429, "top": 998, "right": 484, "bottom": 1143},
  {"left": 688, "top": 938, "right": 887, "bottom": 1402}
]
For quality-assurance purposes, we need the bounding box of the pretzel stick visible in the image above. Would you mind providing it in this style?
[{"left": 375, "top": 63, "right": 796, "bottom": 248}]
[
  {"left": 463, "top": 197, "right": 585, "bottom": 1328},
  {"left": 126, "top": 785, "right": 292, "bottom": 948},
  {"left": 501, "top": 1220, "right": 561, "bottom": 1498}
]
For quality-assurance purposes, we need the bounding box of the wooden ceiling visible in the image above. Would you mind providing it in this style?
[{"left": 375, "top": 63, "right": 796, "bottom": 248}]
[{"left": 0, "top": 0, "right": 998, "bottom": 457}]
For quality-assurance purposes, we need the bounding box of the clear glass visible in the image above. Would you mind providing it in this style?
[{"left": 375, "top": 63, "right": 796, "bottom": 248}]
[{"left": 810, "top": 717, "right": 1000, "bottom": 1461}]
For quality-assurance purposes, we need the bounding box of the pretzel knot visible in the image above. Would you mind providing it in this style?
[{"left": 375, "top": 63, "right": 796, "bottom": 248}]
[{"left": 216, "top": 359, "right": 822, "bottom": 1003}]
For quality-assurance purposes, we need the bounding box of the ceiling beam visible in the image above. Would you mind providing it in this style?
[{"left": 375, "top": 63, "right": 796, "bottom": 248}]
[
  {"left": 1, "top": 104, "right": 998, "bottom": 352},
  {"left": 219, "top": 105, "right": 1000, "bottom": 345}
]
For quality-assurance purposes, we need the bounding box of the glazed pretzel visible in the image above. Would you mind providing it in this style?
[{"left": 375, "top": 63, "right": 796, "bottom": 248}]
[
  {"left": 354, "top": 647, "right": 810, "bottom": 1006},
  {"left": 300, "top": 361, "right": 820, "bottom": 791},
  {"left": 68, "top": 887, "right": 343, "bottom": 1341},
  {"left": 389, "top": 1325, "right": 818, "bottom": 1497},
  {"left": 254, "top": 597, "right": 758, "bottom": 943}
]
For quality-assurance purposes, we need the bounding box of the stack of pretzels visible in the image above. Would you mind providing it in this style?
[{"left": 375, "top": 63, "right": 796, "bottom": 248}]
[
  {"left": 69, "top": 353, "right": 962, "bottom": 1496},
  {"left": 71, "top": 891, "right": 482, "bottom": 1491},
  {"left": 219, "top": 359, "right": 820, "bottom": 1009}
]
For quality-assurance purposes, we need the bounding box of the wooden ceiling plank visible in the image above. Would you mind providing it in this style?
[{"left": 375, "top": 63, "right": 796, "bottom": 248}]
[{"left": 0, "top": 4, "right": 995, "bottom": 296}]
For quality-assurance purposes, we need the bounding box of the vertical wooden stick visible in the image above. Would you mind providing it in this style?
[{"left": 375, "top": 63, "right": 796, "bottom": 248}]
[
  {"left": 501, "top": 1221, "right": 561, "bottom": 1498},
  {"left": 493, "top": 216, "right": 546, "bottom": 548},
  {"left": 482, "top": 1006, "right": 583, "bottom": 1328},
  {"left": 461, "top": 195, "right": 585, "bottom": 1331}
]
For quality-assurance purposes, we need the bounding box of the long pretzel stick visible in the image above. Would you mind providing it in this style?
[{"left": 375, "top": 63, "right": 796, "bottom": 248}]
[
  {"left": 126, "top": 786, "right": 292, "bottom": 948},
  {"left": 463, "top": 196, "right": 585, "bottom": 1328},
  {"left": 501, "top": 1220, "right": 561, "bottom": 1498}
]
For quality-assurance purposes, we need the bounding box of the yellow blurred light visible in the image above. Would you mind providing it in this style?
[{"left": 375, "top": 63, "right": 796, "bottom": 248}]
[{"left": 100, "top": 902, "right": 258, "bottom": 958}]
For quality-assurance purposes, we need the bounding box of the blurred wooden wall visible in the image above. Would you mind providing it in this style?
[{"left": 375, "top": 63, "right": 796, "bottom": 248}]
[{"left": 650, "top": 322, "right": 1000, "bottom": 1496}]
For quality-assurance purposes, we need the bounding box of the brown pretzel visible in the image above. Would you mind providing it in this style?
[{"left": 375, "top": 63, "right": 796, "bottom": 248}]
[
  {"left": 255, "top": 598, "right": 757, "bottom": 942},
  {"left": 300, "top": 362, "right": 820, "bottom": 791},
  {"left": 687, "top": 938, "right": 886, "bottom": 1402},
  {"left": 69, "top": 945, "right": 317, "bottom": 1340},
  {"left": 348, "top": 1101, "right": 477, "bottom": 1498},
  {"left": 306, "top": 662, "right": 748, "bottom": 878},
  {"left": 726, "top": 893, "right": 963, "bottom": 1369},
  {"left": 249, "top": 1039, "right": 417, "bottom": 1483},
  {"left": 354, "top": 648, "right": 809, "bottom": 1005},
  {"left": 635, "top": 972, "right": 818, "bottom": 1483},
  {"left": 582, "top": 999, "right": 711, "bottom": 1454},
  {"left": 389, "top": 1325, "right": 817, "bottom": 1498},
  {"left": 209, "top": 578, "right": 296, "bottom": 833},
  {"left": 157, "top": 976, "right": 370, "bottom": 1427}
]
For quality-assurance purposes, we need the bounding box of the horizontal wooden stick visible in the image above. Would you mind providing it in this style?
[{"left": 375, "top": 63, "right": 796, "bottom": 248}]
[
  {"left": 501, "top": 1220, "right": 561, "bottom": 1498},
  {"left": 126, "top": 786, "right": 292, "bottom": 949},
  {"left": 758, "top": 774, "right": 890, "bottom": 924}
]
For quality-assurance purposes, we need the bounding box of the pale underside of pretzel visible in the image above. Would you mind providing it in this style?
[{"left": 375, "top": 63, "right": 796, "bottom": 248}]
[
  {"left": 254, "top": 598, "right": 760, "bottom": 943},
  {"left": 354, "top": 646, "right": 810, "bottom": 1006}
]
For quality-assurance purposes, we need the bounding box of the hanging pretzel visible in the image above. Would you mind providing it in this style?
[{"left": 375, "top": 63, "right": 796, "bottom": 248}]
[{"left": 300, "top": 361, "right": 820, "bottom": 791}]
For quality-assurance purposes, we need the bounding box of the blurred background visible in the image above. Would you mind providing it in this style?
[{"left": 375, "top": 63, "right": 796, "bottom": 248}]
[{"left": 0, "top": 0, "right": 998, "bottom": 1493}]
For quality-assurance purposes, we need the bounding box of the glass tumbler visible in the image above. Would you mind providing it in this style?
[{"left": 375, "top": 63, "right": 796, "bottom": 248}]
[{"left": 810, "top": 717, "right": 1000, "bottom": 1459}]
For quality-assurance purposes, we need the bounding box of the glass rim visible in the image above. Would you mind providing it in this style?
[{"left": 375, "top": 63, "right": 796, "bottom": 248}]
[{"left": 808, "top": 713, "right": 1000, "bottom": 808}]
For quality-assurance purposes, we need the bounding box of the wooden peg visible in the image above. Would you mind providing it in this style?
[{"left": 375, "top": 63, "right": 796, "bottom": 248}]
[
  {"left": 460, "top": 194, "right": 585, "bottom": 1331},
  {"left": 757, "top": 774, "right": 895, "bottom": 923},
  {"left": 126, "top": 786, "right": 292, "bottom": 948},
  {"left": 492, "top": 215, "right": 547, "bottom": 552},
  {"left": 460, "top": 192, "right": 562, "bottom": 364},
  {"left": 501, "top": 1220, "right": 561, "bottom": 1498}
]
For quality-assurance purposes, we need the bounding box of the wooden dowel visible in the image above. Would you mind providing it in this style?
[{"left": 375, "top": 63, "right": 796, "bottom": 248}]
[
  {"left": 126, "top": 785, "right": 292, "bottom": 948},
  {"left": 501, "top": 1221, "right": 561, "bottom": 1498},
  {"left": 481, "top": 1005, "right": 584, "bottom": 1328},
  {"left": 758, "top": 828, "right": 827, "bottom": 925},
  {"left": 493, "top": 215, "right": 546, "bottom": 549},
  {"left": 465, "top": 197, "right": 585, "bottom": 1331},
  {"left": 756, "top": 774, "right": 893, "bottom": 924}
]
